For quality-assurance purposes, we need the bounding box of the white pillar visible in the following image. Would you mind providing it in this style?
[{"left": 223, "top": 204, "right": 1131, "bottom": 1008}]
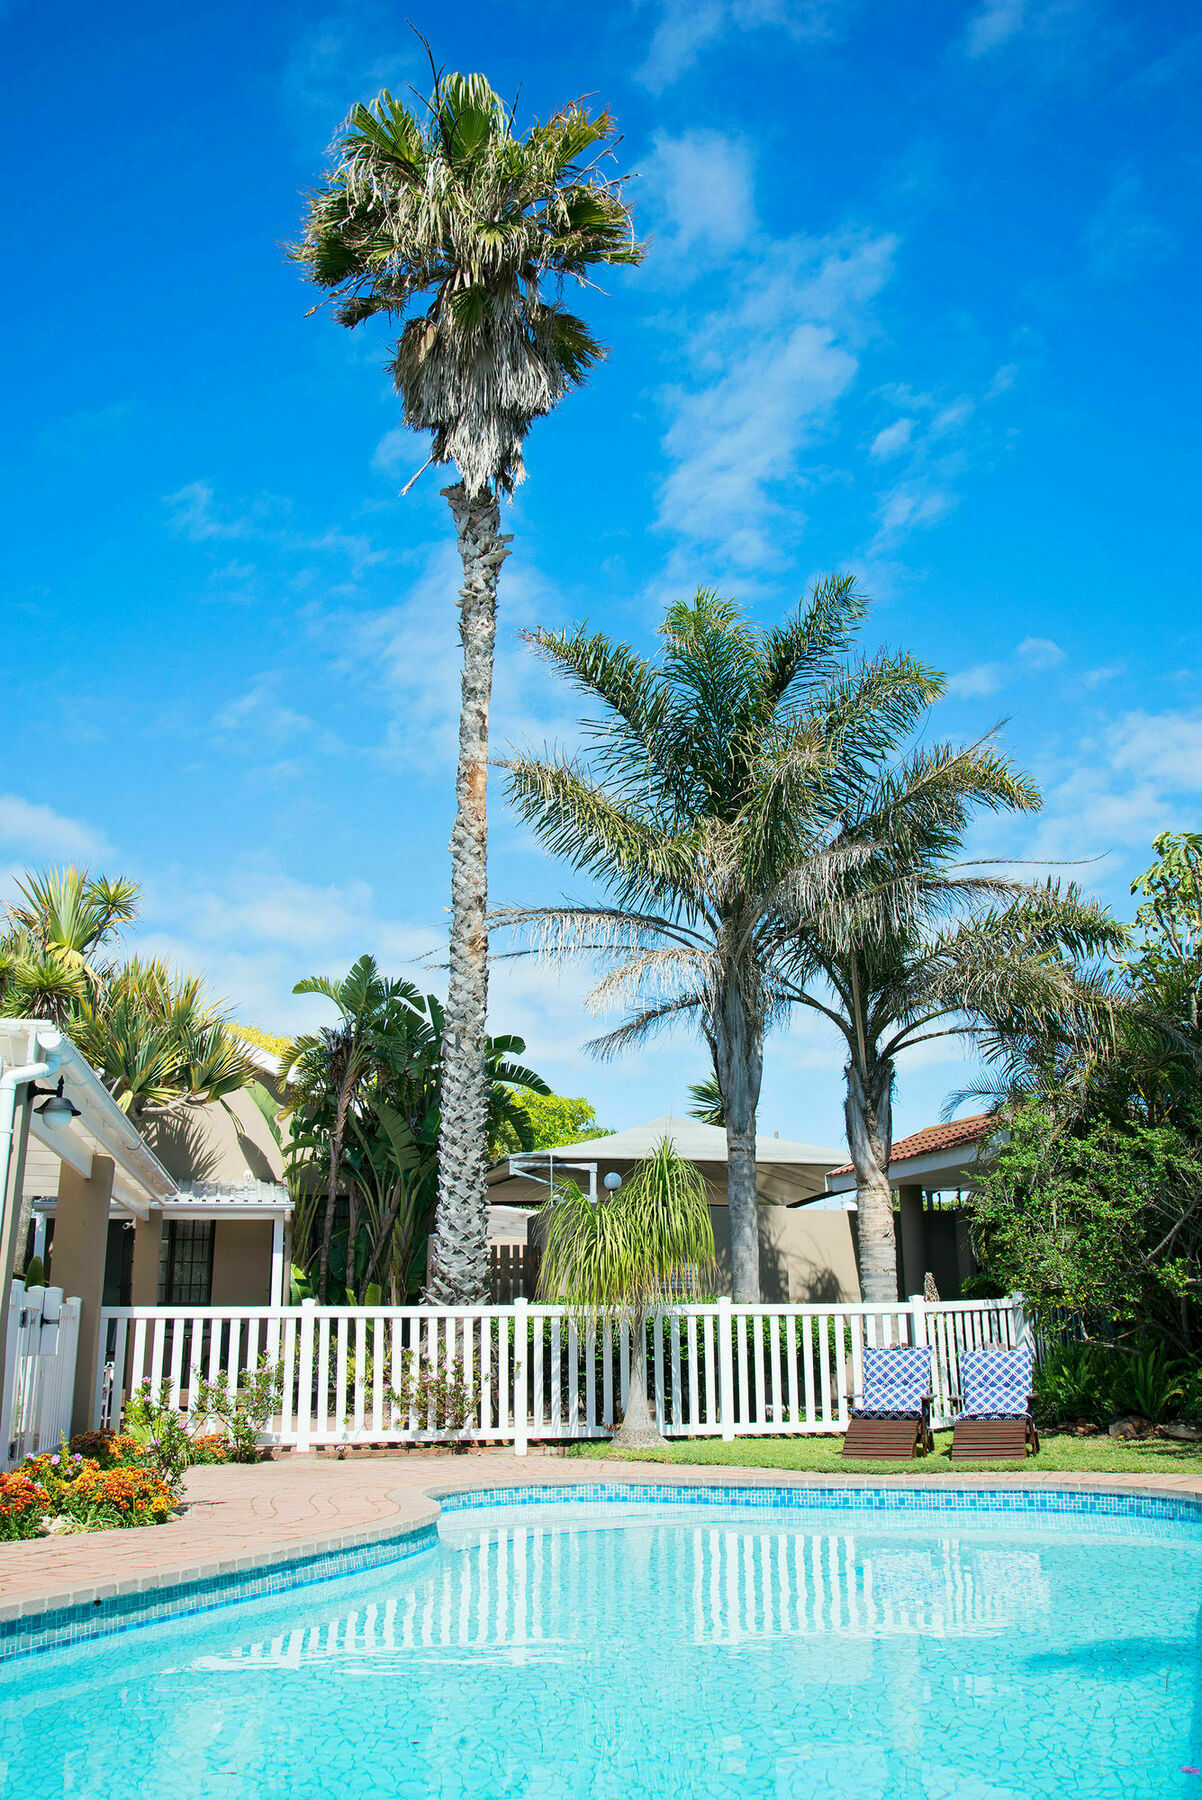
[{"left": 270, "top": 1214, "right": 286, "bottom": 1307}]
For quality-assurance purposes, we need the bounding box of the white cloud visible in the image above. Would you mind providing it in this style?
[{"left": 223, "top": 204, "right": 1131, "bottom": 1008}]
[
  {"left": 964, "top": 0, "right": 1027, "bottom": 57},
  {"left": 1016, "top": 636, "right": 1066, "bottom": 671},
  {"left": 946, "top": 661, "right": 1008, "bottom": 699},
  {"left": 1082, "top": 171, "right": 1176, "bottom": 278},
  {"left": 642, "top": 129, "right": 756, "bottom": 262},
  {"left": 655, "top": 230, "right": 897, "bottom": 567},
  {"left": 869, "top": 418, "right": 914, "bottom": 460},
  {"left": 164, "top": 480, "right": 259, "bottom": 542},
  {"left": 334, "top": 541, "right": 580, "bottom": 774},
  {"left": 0, "top": 795, "right": 113, "bottom": 863},
  {"left": 874, "top": 484, "right": 954, "bottom": 541},
  {"left": 1107, "top": 710, "right": 1202, "bottom": 789},
  {"left": 946, "top": 636, "right": 1069, "bottom": 698},
  {"left": 1007, "top": 709, "right": 1202, "bottom": 866},
  {"left": 637, "top": 0, "right": 842, "bottom": 92},
  {"left": 282, "top": 3, "right": 417, "bottom": 146}
]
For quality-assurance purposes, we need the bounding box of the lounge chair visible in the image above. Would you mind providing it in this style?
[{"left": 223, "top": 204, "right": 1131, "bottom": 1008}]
[
  {"left": 950, "top": 1345, "right": 1040, "bottom": 1460},
  {"left": 842, "top": 1344, "right": 934, "bottom": 1460}
]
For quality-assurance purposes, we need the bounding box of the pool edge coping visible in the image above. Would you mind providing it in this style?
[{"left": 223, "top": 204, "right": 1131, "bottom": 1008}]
[{"left": 3, "top": 1466, "right": 1201, "bottom": 1662}]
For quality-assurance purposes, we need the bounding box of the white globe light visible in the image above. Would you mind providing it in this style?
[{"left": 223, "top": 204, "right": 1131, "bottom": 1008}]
[{"left": 603, "top": 1171, "right": 622, "bottom": 1192}]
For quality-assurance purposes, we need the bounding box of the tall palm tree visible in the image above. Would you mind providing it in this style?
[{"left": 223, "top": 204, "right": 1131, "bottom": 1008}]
[
  {"left": 497, "top": 580, "right": 935, "bottom": 1301},
  {"left": 293, "top": 64, "right": 642, "bottom": 1305},
  {"left": 539, "top": 1138, "right": 714, "bottom": 1448},
  {"left": 774, "top": 769, "right": 1124, "bottom": 1300}
]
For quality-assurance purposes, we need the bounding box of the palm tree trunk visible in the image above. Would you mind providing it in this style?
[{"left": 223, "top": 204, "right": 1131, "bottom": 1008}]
[
  {"left": 613, "top": 1310, "right": 665, "bottom": 1449},
  {"left": 845, "top": 1055, "right": 898, "bottom": 1302},
  {"left": 345, "top": 1185, "right": 359, "bottom": 1299},
  {"left": 715, "top": 976, "right": 764, "bottom": 1303},
  {"left": 427, "top": 482, "right": 512, "bottom": 1306},
  {"left": 317, "top": 1134, "right": 340, "bottom": 1305}
]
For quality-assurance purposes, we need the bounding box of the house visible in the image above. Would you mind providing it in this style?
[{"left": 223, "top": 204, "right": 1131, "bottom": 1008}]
[
  {"left": 824, "top": 1113, "right": 998, "bottom": 1299},
  {"left": 2, "top": 1018, "right": 291, "bottom": 1325},
  {"left": 486, "top": 1114, "right": 858, "bottom": 1302}
]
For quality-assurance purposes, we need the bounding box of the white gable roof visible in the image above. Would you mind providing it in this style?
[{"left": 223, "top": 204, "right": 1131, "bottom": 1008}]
[{"left": 517, "top": 1114, "right": 841, "bottom": 1168}]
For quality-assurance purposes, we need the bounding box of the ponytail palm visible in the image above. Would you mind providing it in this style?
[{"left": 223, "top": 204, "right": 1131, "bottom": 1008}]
[
  {"left": 539, "top": 1139, "right": 714, "bottom": 1448},
  {"left": 294, "top": 66, "right": 641, "bottom": 1304},
  {"left": 499, "top": 578, "right": 939, "bottom": 1300}
]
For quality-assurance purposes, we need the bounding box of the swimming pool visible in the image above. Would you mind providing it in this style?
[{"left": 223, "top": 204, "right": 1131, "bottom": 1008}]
[{"left": 2, "top": 1486, "right": 1199, "bottom": 1799}]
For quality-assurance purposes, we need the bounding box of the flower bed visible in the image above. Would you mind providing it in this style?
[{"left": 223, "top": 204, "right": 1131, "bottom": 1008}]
[{"left": 0, "top": 1472, "right": 50, "bottom": 1542}]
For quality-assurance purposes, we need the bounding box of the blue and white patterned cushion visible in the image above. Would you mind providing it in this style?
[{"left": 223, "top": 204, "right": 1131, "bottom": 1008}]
[
  {"left": 852, "top": 1345, "right": 932, "bottom": 1419},
  {"left": 957, "top": 1346, "right": 1034, "bottom": 1421}
]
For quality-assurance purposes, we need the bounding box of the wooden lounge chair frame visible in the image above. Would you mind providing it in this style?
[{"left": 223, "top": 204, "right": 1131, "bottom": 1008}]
[
  {"left": 949, "top": 1403, "right": 1039, "bottom": 1461},
  {"left": 842, "top": 1404, "right": 934, "bottom": 1461}
]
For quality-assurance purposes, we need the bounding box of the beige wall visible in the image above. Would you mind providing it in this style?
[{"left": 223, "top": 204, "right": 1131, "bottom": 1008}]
[
  {"left": 210, "top": 1219, "right": 274, "bottom": 1306},
  {"left": 710, "top": 1204, "right": 860, "bottom": 1303},
  {"left": 50, "top": 1155, "right": 116, "bottom": 1432},
  {"left": 140, "top": 1089, "right": 285, "bottom": 1189}
]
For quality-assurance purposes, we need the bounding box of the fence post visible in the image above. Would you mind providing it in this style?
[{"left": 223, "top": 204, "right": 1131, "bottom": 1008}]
[
  {"left": 513, "top": 1298, "right": 529, "bottom": 1458},
  {"left": 0, "top": 1281, "right": 22, "bottom": 1470},
  {"left": 908, "top": 1293, "right": 928, "bottom": 1347},
  {"left": 717, "top": 1296, "right": 735, "bottom": 1442},
  {"left": 295, "top": 1298, "right": 316, "bottom": 1454},
  {"left": 1009, "top": 1291, "right": 1035, "bottom": 1354}
]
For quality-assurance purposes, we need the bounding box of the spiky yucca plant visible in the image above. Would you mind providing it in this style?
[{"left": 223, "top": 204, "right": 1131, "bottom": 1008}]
[{"left": 293, "top": 63, "right": 641, "bottom": 1304}]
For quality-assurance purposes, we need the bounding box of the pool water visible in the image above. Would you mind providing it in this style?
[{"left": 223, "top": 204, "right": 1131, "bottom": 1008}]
[{"left": 2, "top": 1496, "right": 1200, "bottom": 1799}]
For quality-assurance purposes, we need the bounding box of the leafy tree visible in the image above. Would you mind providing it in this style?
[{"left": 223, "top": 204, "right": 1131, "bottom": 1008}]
[
  {"left": 970, "top": 1102, "right": 1202, "bottom": 1355},
  {"left": 282, "top": 956, "right": 415, "bottom": 1303},
  {"left": 490, "top": 1088, "right": 610, "bottom": 1159},
  {"left": 538, "top": 1139, "right": 714, "bottom": 1448},
  {"left": 498, "top": 580, "right": 933, "bottom": 1301},
  {"left": 293, "top": 59, "right": 642, "bottom": 1307},
  {"left": 283, "top": 965, "right": 548, "bottom": 1301}
]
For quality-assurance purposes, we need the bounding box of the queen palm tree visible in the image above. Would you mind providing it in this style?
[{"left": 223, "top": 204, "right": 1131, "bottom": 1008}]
[
  {"left": 497, "top": 580, "right": 937, "bottom": 1301},
  {"left": 293, "top": 62, "right": 642, "bottom": 1304},
  {"left": 539, "top": 1138, "right": 714, "bottom": 1448},
  {"left": 773, "top": 766, "right": 1124, "bottom": 1300}
]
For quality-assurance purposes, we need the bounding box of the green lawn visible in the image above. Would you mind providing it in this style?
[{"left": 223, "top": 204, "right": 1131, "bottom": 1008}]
[{"left": 566, "top": 1430, "right": 1202, "bottom": 1478}]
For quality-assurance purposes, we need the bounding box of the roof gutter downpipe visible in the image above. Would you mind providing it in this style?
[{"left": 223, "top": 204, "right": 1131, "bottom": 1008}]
[{"left": 1, "top": 1026, "right": 64, "bottom": 1264}]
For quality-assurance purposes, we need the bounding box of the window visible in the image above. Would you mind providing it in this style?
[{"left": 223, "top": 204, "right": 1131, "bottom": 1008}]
[{"left": 158, "top": 1220, "right": 214, "bottom": 1305}]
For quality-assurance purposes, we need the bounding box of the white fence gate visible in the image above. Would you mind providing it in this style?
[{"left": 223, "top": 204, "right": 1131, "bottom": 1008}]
[
  {"left": 2, "top": 1279, "right": 82, "bottom": 1470},
  {"left": 96, "top": 1294, "right": 1031, "bottom": 1454}
]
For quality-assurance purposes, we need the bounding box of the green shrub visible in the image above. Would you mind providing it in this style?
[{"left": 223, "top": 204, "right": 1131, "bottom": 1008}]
[{"left": 191, "top": 1356, "right": 282, "bottom": 1462}]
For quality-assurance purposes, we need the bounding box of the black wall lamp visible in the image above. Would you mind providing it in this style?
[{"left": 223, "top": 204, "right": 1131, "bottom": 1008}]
[{"left": 28, "top": 1076, "right": 82, "bottom": 1130}]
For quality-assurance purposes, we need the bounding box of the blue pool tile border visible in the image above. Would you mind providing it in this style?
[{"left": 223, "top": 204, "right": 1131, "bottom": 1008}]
[
  {"left": 0, "top": 1521, "right": 438, "bottom": 1667},
  {"left": 437, "top": 1481, "right": 1202, "bottom": 1531}
]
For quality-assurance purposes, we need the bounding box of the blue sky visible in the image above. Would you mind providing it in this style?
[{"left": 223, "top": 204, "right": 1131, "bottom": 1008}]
[{"left": 3, "top": 0, "right": 1199, "bottom": 1152}]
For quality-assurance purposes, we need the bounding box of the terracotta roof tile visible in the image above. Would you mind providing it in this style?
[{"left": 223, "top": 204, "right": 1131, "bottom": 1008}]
[{"left": 827, "top": 1112, "right": 995, "bottom": 1179}]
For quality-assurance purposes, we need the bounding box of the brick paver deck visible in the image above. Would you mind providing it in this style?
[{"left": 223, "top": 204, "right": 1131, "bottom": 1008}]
[{"left": 3, "top": 1450, "right": 1200, "bottom": 1624}]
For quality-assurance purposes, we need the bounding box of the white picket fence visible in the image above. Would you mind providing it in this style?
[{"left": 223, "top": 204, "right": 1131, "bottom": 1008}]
[
  {"left": 95, "top": 1293, "right": 1031, "bottom": 1454},
  {"left": 2, "top": 1280, "right": 82, "bottom": 1470}
]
